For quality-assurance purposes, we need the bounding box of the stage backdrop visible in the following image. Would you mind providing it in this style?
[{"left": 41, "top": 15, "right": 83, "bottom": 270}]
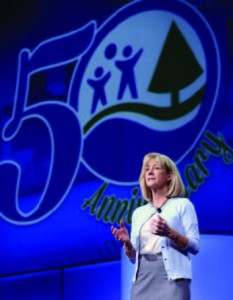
[{"left": 1, "top": 0, "right": 233, "bottom": 277}]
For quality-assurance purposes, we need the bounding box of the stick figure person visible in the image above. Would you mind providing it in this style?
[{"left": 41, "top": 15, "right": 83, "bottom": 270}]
[
  {"left": 87, "top": 66, "right": 111, "bottom": 114},
  {"left": 115, "top": 45, "right": 143, "bottom": 100}
]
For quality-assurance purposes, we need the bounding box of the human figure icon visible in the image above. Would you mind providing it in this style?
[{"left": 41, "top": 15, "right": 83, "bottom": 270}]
[
  {"left": 87, "top": 66, "right": 111, "bottom": 114},
  {"left": 115, "top": 45, "right": 143, "bottom": 100}
]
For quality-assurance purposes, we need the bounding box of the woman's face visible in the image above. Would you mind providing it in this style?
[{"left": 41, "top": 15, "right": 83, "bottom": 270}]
[{"left": 144, "top": 158, "right": 171, "bottom": 190}]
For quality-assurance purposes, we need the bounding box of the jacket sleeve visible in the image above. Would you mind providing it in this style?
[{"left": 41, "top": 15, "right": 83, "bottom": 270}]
[
  {"left": 130, "top": 209, "right": 137, "bottom": 249},
  {"left": 181, "top": 199, "right": 200, "bottom": 255}
]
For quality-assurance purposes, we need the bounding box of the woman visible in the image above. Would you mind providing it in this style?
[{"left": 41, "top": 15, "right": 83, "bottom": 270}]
[{"left": 111, "top": 152, "right": 200, "bottom": 300}]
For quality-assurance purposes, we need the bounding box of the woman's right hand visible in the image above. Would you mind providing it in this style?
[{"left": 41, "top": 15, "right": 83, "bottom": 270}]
[{"left": 111, "top": 220, "right": 130, "bottom": 243}]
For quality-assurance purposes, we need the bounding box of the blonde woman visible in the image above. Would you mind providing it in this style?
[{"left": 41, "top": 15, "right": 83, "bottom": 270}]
[{"left": 111, "top": 152, "right": 200, "bottom": 300}]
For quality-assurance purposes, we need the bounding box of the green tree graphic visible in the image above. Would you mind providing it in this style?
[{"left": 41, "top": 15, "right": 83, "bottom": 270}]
[{"left": 148, "top": 21, "right": 203, "bottom": 107}]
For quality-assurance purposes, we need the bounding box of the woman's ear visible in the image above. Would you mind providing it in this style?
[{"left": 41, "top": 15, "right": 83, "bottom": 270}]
[{"left": 167, "top": 172, "right": 173, "bottom": 181}]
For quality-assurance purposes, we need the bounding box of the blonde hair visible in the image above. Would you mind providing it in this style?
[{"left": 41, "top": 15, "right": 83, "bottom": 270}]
[{"left": 139, "top": 152, "right": 185, "bottom": 202}]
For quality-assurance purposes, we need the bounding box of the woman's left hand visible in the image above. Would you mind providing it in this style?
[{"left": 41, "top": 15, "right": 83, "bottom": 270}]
[{"left": 150, "top": 214, "right": 171, "bottom": 237}]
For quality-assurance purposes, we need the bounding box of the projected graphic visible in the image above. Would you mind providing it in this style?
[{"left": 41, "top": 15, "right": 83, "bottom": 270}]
[{"left": 1, "top": 0, "right": 232, "bottom": 277}]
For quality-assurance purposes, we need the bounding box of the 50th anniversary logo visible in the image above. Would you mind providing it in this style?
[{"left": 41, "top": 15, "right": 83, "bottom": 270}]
[{"left": 1, "top": 0, "right": 231, "bottom": 226}]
